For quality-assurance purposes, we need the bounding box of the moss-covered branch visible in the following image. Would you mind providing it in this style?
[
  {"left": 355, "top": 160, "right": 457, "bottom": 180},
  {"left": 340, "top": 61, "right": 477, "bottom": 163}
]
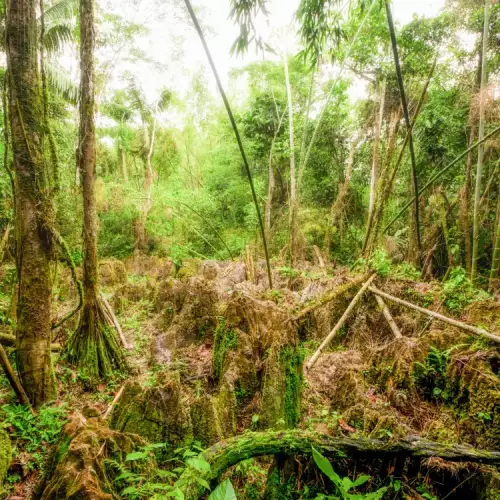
[{"left": 179, "top": 430, "right": 500, "bottom": 495}]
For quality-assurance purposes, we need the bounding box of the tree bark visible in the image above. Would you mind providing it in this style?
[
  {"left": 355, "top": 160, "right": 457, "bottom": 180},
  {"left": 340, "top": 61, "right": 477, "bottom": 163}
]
[
  {"left": 369, "top": 80, "right": 386, "bottom": 218},
  {"left": 7, "top": 0, "right": 56, "bottom": 406},
  {"left": 489, "top": 190, "right": 500, "bottom": 291},
  {"left": 471, "top": 0, "right": 490, "bottom": 284}
]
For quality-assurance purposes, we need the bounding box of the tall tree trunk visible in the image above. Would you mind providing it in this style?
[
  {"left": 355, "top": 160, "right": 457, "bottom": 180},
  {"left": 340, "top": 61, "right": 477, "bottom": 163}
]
[
  {"left": 460, "top": 124, "right": 475, "bottom": 276},
  {"left": 327, "top": 137, "right": 358, "bottom": 252},
  {"left": 489, "top": 190, "right": 500, "bottom": 291},
  {"left": 369, "top": 80, "right": 386, "bottom": 218},
  {"left": 136, "top": 120, "right": 155, "bottom": 253},
  {"left": 66, "top": 0, "right": 127, "bottom": 383},
  {"left": 471, "top": 0, "right": 490, "bottom": 284},
  {"left": 284, "top": 54, "right": 298, "bottom": 266},
  {"left": 7, "top": 0, "right": 56, "bottom": 406},
  {"left": 385, "top": 1, "right": 422, "bottom": 264},
  {"left": 120, "top": 145, "right": 128, "bottom": 182}
]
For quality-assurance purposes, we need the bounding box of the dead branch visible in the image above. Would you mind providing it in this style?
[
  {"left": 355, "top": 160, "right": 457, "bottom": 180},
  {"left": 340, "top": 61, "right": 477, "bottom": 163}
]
[
  {"left": 0, "top": 332, "right": 61, "bottom": 351},
  {"left": 369, "top": 286, "right": 500, "bottom": 344},
  {"left": 100, "top": 292, "right": 131, "bottom": 349},
  {"left": 103, "top": 383, "right": 126, "bottom": 420},
  {"left": 306, "top": 274, "right": 376, "bottom": 369},
  {"left": 372, "top": 293, "right": 402, "bottom": 338},
  {"left": 0, "top": 343, "right": 32, "bottom": 408}
]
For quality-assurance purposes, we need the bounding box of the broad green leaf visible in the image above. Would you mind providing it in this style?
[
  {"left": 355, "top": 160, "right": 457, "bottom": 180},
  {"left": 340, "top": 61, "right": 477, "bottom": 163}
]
[
  {"left": 125, "top": 451, "right": 148, "bottom": 461},
  {"left": 342, "top": 476, "right": 354, "bottom": 492},
  {"left": 195, "top": 477, "right": 211, "bottom": 490},
  {"left": 208, "top": 479, "right": 237, "bottom": 500},
  {"left": 187, "top": 457, "right": 211, "bottom": 472},
  {"left": 312, "top": 447, "right": 337, "bottom": 483},
  {"left": 352, "top": 475, "right": 371, "bottom": 488},
  {"left": 364, "top": 487, "right": 388, "bottom": 500},
  {"left": 121, "top": 486, "right": 139, "bottom": 495},
  {"left": 393, "top": 479, "right": 401, "bottom": 492}
]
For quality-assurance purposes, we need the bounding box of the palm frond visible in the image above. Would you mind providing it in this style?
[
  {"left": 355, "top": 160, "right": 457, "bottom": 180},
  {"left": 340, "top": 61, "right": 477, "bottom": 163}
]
[
  {"left": 157, "top": 88, "right": 173, "bottom": 112},
  {"left": 43, "top": 24, "right": 75, "bottom": 53},
  {"left": 45, "top": 61, "right": 79, "bottom": 104},
  {"left": 43, "top": 0, "right": 78, "bottom": 27}
]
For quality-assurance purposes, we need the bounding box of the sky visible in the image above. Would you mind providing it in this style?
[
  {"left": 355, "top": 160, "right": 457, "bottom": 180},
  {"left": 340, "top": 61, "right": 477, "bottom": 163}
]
[{"left": 88, "top": 0, "right": 446, "bottom": 111}]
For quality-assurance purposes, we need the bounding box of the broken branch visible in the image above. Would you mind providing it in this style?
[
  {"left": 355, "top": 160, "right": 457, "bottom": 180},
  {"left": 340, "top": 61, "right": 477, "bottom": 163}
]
[
  {"left": 372, "top": 292, "right": 402, "bottom": 338},
  {"left": 369, "top": 286, "right": 500, "bottom": 344},
  {"left": 306, "top": 274, "right": 376, "bottom": 370}
]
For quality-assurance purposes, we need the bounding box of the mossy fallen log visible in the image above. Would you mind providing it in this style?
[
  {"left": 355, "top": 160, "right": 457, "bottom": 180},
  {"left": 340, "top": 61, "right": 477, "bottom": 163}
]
[
  {"left": 290, "top": 273, "right": 369, "bottom": 322},
  {"left": 179, "top": 430, "right": 500, "bottom": 496}
]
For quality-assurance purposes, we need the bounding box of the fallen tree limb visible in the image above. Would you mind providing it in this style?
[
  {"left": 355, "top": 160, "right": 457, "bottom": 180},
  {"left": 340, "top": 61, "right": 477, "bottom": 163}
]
[
  {"left": 0, "top": 333, "right": 61, "bottom": 351},
  {"left": 369, "top": 286, "right": 500, "bottom": 344},
  {"left": 291, "top": 273, "right": 369, "bottom": 322},
  {"left": 179, "top": 430, "right": 500, "bottom": 495},
  {"left": 100, "top": 292, "right": 131, "bottom": 349},
  {"left": 373, "top": 293, "right": 402, "bottom": 338},
  {"left": 306, "top": 274, "right": 376, "bottom": 369},
  {"left": 0, "top": 343, "right": 32, "bottom": 408}
]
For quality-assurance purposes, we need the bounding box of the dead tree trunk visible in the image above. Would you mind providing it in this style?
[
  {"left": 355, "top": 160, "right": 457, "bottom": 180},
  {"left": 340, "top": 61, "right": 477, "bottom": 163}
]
[
  {"left": 65, "top": 0, "right": 127, "bottom": 383},
  {"left": 7, "top": 0, "right": 56, "bottom": 406}
]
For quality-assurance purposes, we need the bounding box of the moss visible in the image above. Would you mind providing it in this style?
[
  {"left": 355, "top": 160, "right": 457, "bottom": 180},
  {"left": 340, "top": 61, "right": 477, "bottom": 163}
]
[
  {"left": 0, "top": 429, "right": 11, "bottom": 488},
  {"left": 212, "top": 319, "right": 239, "bottom": 381},
  {"left": 280, "top": 346, "right": 304, "bottom": 428},
  {"left": 261, "top": 345, "right": 303, "bottom": 429},
  {"left": 110, "top": 371, "right": 193, "bottom": 450},
  {"left": 190, "top": 395, "right": 223, "bottom": 446},
  {"left": 213, "top": 380, "right": 237, "bottom": 438},
  {"left": 176, "top": 259, "right": 200, "bottom": 280}
]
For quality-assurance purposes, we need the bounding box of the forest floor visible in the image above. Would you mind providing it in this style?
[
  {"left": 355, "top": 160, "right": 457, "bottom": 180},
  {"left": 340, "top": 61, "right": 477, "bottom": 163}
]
[{"left": 0, "top": 255, "right": 499, "bottom": 499}]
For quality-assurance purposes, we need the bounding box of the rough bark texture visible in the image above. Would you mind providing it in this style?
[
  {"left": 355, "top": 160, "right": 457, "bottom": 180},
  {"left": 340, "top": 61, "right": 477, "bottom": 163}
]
[
  {"left": 66, "top": 0, "right": 127, "bottom": 382},
  {"left": 7, "top": 0, "right": 56, "bottom": 406}
]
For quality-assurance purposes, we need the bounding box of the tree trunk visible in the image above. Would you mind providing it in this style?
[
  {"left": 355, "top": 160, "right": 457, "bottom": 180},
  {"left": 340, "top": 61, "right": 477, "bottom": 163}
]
[
  {"left": 7, "top": 0, "right": 56, "bottom": 406},
  {"left": 489, "top": 190, "right": 500, "bottom": 291},
  {"left": 471, "top": 0, "right": 490, "bottom": 284},
  {"left": 120, "top": 145, "right": 128, "bottom": 182},
  {"left": 460, "top": 124, "right": 475, "bottom": 275},
  {"left": 66, "top": 0, "right": 127, "bottom": 383},
  {"left": 284, "top": 54, "right": 298, "bottom": 267},
  {"left": 135, "top": 120, "right": 155, "bottom": 253},
  {"left": 369, "top": 80, "right": 386, "bottom": 217}
]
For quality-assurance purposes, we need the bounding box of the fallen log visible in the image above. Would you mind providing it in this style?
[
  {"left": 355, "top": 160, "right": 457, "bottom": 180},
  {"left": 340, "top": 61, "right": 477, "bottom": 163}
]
[
  {"left": 373, "top": 293, "right": 402, "bottom": 338},
  {"left": 368, "top": 286, "right": 500, "bottom": 344},
  {"left": 291, "top": 273, "right": 369, "bottom": 322},
  {"left": 179, "top": 430, "right": 500, "bottom": 495},
  {"left": 306, "top": 274, "right": 376, "bottom": 369}
]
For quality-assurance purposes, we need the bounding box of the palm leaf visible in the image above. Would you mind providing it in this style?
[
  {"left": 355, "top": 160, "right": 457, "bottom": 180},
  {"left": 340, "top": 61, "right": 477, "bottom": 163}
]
[
  {"left": 43, "top": 0, "right": 78, "bottom": 26},
  {"left": 43, "top": 24, "right": 75, "bottom": 53},
  {"left": 45, "top": 62, "right": 79, "bottom": 104}
]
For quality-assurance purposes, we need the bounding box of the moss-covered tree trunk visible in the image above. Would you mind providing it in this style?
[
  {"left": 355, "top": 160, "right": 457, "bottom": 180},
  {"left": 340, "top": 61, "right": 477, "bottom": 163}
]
[
  {"left": 7, "top": 0, "right": 56, "bottom": 406},
  {"left": 66, "top": 0, "right": 127, "bottom": 382}
]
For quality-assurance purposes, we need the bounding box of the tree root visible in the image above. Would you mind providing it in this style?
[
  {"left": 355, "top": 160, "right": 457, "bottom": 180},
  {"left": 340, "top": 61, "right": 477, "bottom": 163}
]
[{"left": 65, "top": 298, "right": 128, "bottom": 384}]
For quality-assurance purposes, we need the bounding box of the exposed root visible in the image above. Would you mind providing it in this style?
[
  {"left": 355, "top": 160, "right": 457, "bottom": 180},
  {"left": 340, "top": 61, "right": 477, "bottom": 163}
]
[{"left": 65, "top": 298, "right": 128, "bottom": 385}]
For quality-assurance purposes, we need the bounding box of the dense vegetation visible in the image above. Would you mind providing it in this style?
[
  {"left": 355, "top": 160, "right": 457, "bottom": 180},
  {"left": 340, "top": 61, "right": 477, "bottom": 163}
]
[{"left": 0, "top": 0, "right": 499, "bottom": 498}]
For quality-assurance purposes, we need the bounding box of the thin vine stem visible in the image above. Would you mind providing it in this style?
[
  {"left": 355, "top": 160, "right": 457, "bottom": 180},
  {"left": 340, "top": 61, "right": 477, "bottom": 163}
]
[{"left": 183, "top": 0, "right": 273, "bottom": 288}]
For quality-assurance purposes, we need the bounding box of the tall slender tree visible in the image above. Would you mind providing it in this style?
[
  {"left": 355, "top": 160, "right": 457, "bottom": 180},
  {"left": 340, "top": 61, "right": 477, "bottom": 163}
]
[
  {"left": 66, "top": 0, "right": 127, "bottom": 382},
  {"left": 471, "top": 0, "right": 490, "bottom": 284},
  {"left": 7, "top": 0, "right": 56, "bottom": 406}
]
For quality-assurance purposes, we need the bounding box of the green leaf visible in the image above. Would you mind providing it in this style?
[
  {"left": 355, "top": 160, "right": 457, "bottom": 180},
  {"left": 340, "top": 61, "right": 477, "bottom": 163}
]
[
  {"left": 342, "top": 476, "right": 354, "bottom": 492},
  {"left": 393, "top": 479, "right": 401, "bottom": 492},
  {"left": 187, "top": 457, "right": 211, "bottom": 472},
  {"left": 352, "top": 475, "right": 371, "bottom": 488},
  {"left": 208, "top": 479, "right": 237, "bottom": 500},
  {"left": 195, "top": 477, "right": 211, "bottom": 490},
  {"left": 312, "top": 447, "right": 337, "bottom": 483},
  {"left": 125, "top": 451, "right": 148, "bottom": 461},
  {"left": 166, "top": 487, "right": 185, "bottom": 499},
  {"left": 364, "top": 487, "right": 388, "bottom": 500},
  {"left": 121, "top": 486, "right": 139, "bottom": 495}
]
